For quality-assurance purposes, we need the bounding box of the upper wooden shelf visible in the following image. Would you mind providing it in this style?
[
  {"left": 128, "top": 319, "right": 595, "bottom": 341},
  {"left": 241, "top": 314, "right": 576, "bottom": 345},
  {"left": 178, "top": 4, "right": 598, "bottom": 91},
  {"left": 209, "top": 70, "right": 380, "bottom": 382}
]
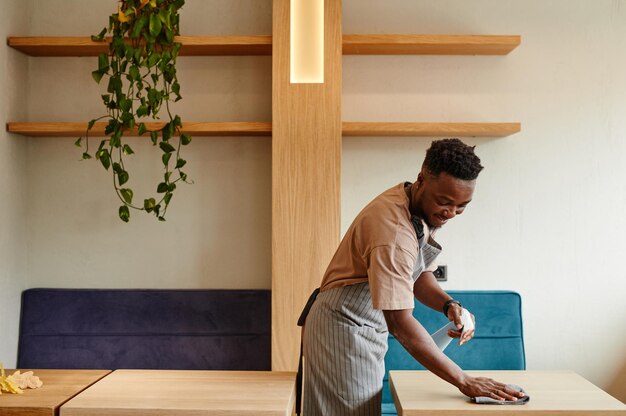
[
  {"left": 342, "top": 122, "right": 520, "bottom": 137},
  {"left": 8, "top": 35, "right": 520, "bottom": 56},
  {"left": 7, "top": 36, "right": 273, "bottom": 56},
  {"left": 343, "top": 35, "right": 520, "bottom": 55},
  {"left": 7, "top": 122, "right": 520, "bottom": 138},
  {"left": 6, "top": 122, "right": 273, "bottom": 137}
]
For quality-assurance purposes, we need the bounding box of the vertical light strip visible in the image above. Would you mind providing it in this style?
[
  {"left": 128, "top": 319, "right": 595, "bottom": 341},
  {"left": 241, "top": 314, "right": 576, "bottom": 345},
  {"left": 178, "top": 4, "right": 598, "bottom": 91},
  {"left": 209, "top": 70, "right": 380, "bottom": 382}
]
[{"left": 290, "top": 0, "right": 324, "bottom": 83}]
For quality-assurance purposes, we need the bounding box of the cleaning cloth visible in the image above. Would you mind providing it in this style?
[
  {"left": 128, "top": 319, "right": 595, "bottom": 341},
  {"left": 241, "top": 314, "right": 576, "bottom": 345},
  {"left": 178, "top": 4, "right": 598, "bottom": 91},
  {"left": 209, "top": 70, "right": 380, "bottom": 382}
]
[{"left": 473, "top": 384, "right": 530, "bottom": 404}]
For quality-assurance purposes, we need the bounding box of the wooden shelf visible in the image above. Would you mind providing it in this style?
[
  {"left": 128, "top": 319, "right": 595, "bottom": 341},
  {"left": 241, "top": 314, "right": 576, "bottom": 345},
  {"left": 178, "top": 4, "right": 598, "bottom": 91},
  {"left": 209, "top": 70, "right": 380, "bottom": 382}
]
[
  {"left": 8, "top": 35, "right": 520, "bottom": 56},
  {"left": 6, "top": 122, "right": 272, "bottom": 137},
  {"left": 343, "top": 35, "right": 520, "bottom": 55},
  {"left": 7, "top": 122, "right": 519, "bottom": 138},
  {"left": 7, "top": 36, "right": 273, "bottom": 56},
  {"left": 342, "top": 122, "right": 520, "bottom": 137}
]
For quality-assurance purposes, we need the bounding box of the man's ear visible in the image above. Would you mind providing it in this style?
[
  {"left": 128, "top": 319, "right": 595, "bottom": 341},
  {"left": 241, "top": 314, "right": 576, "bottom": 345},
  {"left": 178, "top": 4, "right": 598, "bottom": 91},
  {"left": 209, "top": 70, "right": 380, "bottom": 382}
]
[{"left": 417, "top": 172, "right": 424, "bottom": 186}]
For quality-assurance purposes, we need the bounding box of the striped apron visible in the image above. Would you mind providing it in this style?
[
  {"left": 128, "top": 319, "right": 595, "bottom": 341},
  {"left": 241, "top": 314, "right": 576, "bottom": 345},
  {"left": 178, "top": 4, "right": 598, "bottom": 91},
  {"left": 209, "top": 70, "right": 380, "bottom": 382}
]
[{"left": 302, "top": 224, "right": 441, "bottom": 415}]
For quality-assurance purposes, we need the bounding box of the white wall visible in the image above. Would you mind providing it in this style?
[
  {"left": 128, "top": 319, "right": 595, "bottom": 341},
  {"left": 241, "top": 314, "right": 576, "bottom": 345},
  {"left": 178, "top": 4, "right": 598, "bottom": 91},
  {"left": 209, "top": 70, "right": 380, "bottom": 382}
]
[
  {"left": 24, "top": 0, "right": 273, "bottom": 291},
  {"left": 0, "top": 0, "right": 30, "bottom": 368},
  {"left": 343, "top": 0, "right": 626, "bottom": 389},
  {"left": 0, "top": 0, "right": 624, "bottom": 391}
]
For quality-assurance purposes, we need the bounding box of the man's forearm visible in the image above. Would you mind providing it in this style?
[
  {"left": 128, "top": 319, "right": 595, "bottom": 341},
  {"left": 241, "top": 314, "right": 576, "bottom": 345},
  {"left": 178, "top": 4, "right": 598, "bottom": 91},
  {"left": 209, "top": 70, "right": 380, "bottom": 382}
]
[
  {"left": 413, "top": 271, "right": 452, "bottom": 312},
  {"left": 384, "top": 309, "right": 466, "bottom": 388}
]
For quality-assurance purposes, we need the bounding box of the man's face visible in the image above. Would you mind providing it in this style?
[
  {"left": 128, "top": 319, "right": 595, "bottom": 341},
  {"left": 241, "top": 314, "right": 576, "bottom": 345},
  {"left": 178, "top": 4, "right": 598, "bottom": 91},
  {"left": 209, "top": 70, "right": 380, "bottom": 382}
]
[{"left": 414, "top": 170, "right": 476, "bottom": 228}]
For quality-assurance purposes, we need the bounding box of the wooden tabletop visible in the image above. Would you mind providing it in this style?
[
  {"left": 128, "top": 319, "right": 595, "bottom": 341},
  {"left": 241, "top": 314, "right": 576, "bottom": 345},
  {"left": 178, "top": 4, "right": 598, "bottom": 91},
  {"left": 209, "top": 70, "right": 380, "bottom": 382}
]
[
  {"left": 59, "top": 370, "right": 296, "bottom": 416},
  {"left": 0, "top": 369, "right": 111, "bottom": 416},
  {"left": 389, "top": 370, "right": 626, "bottom": 415}
]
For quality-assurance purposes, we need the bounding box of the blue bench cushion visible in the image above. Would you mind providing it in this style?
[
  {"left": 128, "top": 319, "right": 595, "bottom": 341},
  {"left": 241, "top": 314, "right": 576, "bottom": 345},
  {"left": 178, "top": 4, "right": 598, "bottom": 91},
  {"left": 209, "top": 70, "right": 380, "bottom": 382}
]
[
  {"left": 382, "top": 290, "right": 525, "bottom": 412},
  {"left": 18, "top": 288, "right": 271, "bottom": 370}
]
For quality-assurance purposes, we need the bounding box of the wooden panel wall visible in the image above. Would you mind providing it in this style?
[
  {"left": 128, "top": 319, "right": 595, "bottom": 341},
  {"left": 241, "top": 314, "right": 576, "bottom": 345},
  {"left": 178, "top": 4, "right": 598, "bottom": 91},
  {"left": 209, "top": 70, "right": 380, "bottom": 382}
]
[{"left": 272, "top": 0, "right": 342, "bottom": 371}]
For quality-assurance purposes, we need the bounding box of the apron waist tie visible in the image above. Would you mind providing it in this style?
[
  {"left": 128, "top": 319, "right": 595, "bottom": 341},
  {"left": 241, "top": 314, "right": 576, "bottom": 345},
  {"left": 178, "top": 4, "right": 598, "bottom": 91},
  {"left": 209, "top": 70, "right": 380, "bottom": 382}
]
[{"left": 295, "top": 287, "right": 320, "bottom": 416}]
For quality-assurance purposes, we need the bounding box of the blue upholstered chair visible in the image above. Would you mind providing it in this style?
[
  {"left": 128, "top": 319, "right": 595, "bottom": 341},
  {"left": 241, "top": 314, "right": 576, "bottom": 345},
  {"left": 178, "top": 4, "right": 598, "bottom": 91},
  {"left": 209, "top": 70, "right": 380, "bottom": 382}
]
[
  {"left": 382, "top": 290, "right": 526, "bottom": 415},
  {"left": 18, "top": 288, "right": 271, "bottom": 370}
]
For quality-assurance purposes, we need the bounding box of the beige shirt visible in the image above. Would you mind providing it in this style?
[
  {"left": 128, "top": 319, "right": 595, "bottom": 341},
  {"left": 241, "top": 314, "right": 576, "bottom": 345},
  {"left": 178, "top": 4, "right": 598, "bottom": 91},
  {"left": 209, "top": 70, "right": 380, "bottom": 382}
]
[{"left": 320, "top": 183, "right": 439, "bottom": 310}]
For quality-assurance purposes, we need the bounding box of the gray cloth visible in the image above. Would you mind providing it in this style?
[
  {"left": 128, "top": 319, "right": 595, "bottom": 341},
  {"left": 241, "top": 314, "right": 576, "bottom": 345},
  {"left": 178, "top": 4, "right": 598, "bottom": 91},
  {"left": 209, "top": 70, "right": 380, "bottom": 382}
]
[{"left": 473, "top": 384, "right": 530, "bottom": 405}]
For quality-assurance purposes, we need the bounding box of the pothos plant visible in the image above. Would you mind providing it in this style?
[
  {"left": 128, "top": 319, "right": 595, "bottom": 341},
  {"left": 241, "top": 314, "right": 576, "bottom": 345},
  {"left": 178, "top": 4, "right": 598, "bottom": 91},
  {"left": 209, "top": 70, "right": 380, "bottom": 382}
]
[{"left": 76, "top": 0, "right": 192, "bottom": 222}]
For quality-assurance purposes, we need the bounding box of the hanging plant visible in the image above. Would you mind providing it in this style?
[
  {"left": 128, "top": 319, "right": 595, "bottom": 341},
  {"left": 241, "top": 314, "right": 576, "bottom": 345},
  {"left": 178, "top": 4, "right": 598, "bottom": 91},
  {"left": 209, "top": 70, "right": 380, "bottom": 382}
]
[{"left": 76, "top": 0, "right": 192, "bottom": 222}]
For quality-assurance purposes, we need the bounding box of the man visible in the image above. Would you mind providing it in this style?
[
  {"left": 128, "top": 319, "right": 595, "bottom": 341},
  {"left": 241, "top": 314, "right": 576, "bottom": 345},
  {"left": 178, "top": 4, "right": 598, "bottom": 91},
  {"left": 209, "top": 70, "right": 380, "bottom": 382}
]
[{"left": 300, "top": 138, "right": 525, "bottom": 415}]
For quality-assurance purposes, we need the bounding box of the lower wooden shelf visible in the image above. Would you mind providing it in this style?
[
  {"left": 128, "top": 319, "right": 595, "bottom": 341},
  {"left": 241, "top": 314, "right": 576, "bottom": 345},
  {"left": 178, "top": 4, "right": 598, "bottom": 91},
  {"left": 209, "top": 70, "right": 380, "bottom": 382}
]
[{"left": 6, "top": 121, "right": 520, "bottom": 138}]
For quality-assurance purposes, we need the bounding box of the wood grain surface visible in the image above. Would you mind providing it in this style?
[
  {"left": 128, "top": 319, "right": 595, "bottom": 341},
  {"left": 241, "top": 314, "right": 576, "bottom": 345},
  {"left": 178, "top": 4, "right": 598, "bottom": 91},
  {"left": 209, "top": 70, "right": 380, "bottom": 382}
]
[
  {"left": 389, "top": 370, "right": 626, "bottom": 415},
  {"left": 0, "top": 369, "right": 110, "bottom": 416},
  {"left": 59, "top": 370, "right": 296, "bottom": 416},
  {"left": 271, "top": 0, "right": 342, "bottom": 371}
]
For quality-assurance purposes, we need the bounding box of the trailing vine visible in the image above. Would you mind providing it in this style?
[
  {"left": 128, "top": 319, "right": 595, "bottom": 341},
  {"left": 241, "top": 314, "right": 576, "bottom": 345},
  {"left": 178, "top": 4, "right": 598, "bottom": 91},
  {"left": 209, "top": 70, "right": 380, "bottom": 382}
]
[{"left": 77, "top": 0, "right": 192, "bottom": 222}]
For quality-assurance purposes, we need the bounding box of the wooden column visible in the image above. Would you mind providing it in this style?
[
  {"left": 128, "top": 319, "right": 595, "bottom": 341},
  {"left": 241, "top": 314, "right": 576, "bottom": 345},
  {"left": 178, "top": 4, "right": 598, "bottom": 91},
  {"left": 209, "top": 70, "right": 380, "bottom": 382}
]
[{"left": 272, "top": 0, "right": 342, "bottom": 370}]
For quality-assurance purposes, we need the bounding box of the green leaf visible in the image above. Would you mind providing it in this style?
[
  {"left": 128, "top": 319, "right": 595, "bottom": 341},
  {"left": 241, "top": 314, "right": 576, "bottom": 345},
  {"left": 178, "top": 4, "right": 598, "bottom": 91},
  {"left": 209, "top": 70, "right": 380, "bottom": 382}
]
[
  {"left": 180, "top": 133, "right": 192, "bottom": 145},
  {"left": 110, "top": 132, "right": 122, "bottom": 148},
  {"left": 118, "top": 170, "right": 129, "bottom": 185},
  {"left": 120, "top": 98, "right": 132, "bottom": 112},
  {"left": 158, "top": 216, "right": 166, "bottom": 222},
  {"left": 91, "top": 70, "right": 104, "bottom": 83},
  {"left": 120, "top": 188, "right": 134, "bottom": 204},
  {"left": 147, "top": 52, "right": 160, "bottom": 68},
  {"left": 88, "top": 119, "right": 96, "bottom": 130},
  {"left": 150, "top": 131, "right": 158, "bottom": 145},
  {"left": 172, "top": 82, "right": 181, "bottom": 100},
  {"left": 162, "top": 152, "right": 172, "bottom": 165},
  {"left": 98, "top": 53, "right": 109, "bottom": 71},
  {"left": 175, "top": 158, "right": 186, "bottom": 169},
  {"left": 164, "top": 192, "right": 173, "bottom": 205},
  {"left": 91, "top": 28, "right": 107, "bottom": 42},
  {"left": 82, "top": 152, "right": 92, "bottom": 160},
  {"left": 119, "top": 205, "right": 130, "bottom": 222},
  {"left": 74, "top": 137, "right": 82, "bottom": 147},
  {"left": 149, "top": 14, "right": 162, "bottom": 37},
  {"left": 162, "top": 122, "right": 171, "bottom": 141},
  {"left": 105, "top": 119, "right": 117, "bottom": 135},
  {"left": 138, "top": 123, "right": 147, "bottom": 136},
  {"left": 136, "top": 105, "right": 149, "bottom": 117},
  {"left": 159, "top": 141, "right": 176, "bottom": 153},
  {"left": 144, "top": 197, "right": 156, "bottom": 212},
  {"left": 131, "top": 15, "right": 148, "bottom": 38},
  {"left": 122, "top": 144, "right": 134, "bottom": 155},
  {"left": 101, "top": 94, "right": 111, "bottom": 104},
  {"left": 112, "top": 162, "right": 122, "bottom": 174},
  {"left": 173, "top": 115, "right": 182, "bottom": 128},
  {"left": 107, "top": 76, "right": 122, "bottom": 94},
  {"left": 157, "top": 182, "right": 168, "bottom": 193},
  {"left": 180, "top": 171, "right": 187, "bottom": 181},
  {"left": 168, "top": 183, "right": 176, "bottom": 192},
  {"left": 99, "top": 149, "right": 111, "bottom": 170},
  {"left": 164, "top": 171, "right": 172, "bottom": 181},
  {"left": 129, "top": 65, "right": 140, "bottom": 81}
]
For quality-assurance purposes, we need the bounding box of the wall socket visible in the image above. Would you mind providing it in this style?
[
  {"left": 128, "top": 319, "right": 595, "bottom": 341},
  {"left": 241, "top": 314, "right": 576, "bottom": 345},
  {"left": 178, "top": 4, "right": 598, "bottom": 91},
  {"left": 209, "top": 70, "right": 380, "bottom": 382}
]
[{"left": 433, "top": 265, "right": 447, "bottom": 282}]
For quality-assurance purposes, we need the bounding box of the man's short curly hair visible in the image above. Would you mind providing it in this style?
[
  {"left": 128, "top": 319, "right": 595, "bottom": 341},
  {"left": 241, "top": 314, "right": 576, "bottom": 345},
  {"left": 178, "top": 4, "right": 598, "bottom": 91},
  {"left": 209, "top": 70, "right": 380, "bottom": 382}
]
[{"left": 423, "top": 138, "right": 484, "bottom": 180}]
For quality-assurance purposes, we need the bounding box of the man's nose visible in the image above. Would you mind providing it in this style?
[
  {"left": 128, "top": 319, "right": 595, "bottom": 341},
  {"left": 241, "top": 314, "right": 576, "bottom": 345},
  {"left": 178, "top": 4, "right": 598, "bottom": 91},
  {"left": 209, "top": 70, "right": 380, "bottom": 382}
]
[{"left": 443, "top": 209, "right": 456, "bottom": 219}]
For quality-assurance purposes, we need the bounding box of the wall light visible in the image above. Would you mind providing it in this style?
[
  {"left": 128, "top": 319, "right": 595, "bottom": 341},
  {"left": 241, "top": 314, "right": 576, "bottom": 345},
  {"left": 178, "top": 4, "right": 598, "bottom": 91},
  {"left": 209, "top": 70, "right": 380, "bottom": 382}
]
[{"left": 290, "top": 0, "right": 324, "bottom": 83}]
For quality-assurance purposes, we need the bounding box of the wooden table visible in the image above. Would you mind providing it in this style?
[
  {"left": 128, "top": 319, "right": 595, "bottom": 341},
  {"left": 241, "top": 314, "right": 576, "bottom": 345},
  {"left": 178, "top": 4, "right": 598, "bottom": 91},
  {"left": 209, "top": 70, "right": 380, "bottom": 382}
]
[
  {"left": 0, "top": 369, "right": 111, "bottom": 416},
  {"left": 60, "top": 370, "right": 296, "bottom": 416},
  {"left": 389, "top": 370, "right": 626, "bottom": 415}
]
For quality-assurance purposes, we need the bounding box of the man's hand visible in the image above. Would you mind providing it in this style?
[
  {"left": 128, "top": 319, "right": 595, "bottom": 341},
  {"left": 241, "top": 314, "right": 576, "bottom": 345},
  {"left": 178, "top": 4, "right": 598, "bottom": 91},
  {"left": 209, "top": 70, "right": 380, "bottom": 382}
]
[
  {"left": 446, "top": 303, "right": 475, "bottom": 346},
  {"left": 459, "top": 375, "right": 526, "bottom": 401}
]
